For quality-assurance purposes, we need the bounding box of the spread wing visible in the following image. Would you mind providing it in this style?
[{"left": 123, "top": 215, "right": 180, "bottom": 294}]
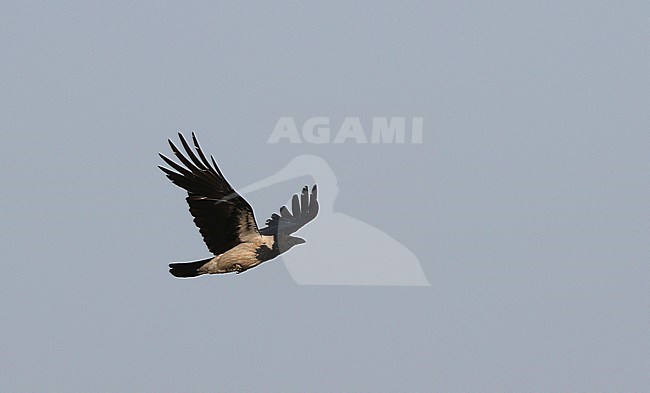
[
  {"left": 159, "top": 133, "right": 261, "bottom": 255},
  {"left": 260, "top": 185, "right": 318, "bottom": 236}
]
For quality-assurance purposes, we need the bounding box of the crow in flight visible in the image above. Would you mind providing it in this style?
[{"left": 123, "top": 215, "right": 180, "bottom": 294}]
[{"left": 159, "top": 133, "right": 318, "bottom": 278}]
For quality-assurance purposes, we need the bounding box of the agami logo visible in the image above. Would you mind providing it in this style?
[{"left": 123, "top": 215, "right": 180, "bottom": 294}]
[{"left": 268, "top": 117, "right": 424, "bottom": 144}]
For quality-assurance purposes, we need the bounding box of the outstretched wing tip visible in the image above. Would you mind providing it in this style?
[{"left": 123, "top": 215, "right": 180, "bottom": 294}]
[
  {"left": 260, "top": 183, "right": 320, "bottom": 236},
  {"left": 159, "top": 133, "right": 261, "bottom": 255}
]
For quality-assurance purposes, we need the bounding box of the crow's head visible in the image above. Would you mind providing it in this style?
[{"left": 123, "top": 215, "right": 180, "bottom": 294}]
[{"left": 278, "top": 234, "right": 305, "bottom": 253}]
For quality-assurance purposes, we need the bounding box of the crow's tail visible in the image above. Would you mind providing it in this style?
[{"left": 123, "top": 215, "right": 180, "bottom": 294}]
[{"left": 169, "top": 257, "right": 212, "bottom": 278}]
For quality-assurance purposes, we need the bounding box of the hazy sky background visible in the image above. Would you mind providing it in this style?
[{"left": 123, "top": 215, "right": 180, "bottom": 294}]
[{"left": 2, "top": 1, "right": 649, "bottom": 391}]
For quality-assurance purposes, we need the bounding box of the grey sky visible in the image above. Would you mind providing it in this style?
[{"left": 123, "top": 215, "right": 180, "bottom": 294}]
[{"left": 1, "top": 1, "right": 649, "bottom": 392}]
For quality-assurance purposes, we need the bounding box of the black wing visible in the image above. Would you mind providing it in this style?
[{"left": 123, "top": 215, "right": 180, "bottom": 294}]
[
  {"left": 260, "top": 185, "right": 319, "bottom": 236},
  {"left": 159, "top": 133, "right": 261, "bottom": 255}
]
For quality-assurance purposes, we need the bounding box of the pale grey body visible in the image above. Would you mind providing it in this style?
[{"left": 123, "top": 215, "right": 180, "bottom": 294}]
[{"left": 197, "top": 235, "right": 275, "bottom": 274}]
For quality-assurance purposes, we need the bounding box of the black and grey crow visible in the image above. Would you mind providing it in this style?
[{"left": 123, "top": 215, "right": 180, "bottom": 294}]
[{"left": 159, "top": 133, "right": 318, "bottom": 278}]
